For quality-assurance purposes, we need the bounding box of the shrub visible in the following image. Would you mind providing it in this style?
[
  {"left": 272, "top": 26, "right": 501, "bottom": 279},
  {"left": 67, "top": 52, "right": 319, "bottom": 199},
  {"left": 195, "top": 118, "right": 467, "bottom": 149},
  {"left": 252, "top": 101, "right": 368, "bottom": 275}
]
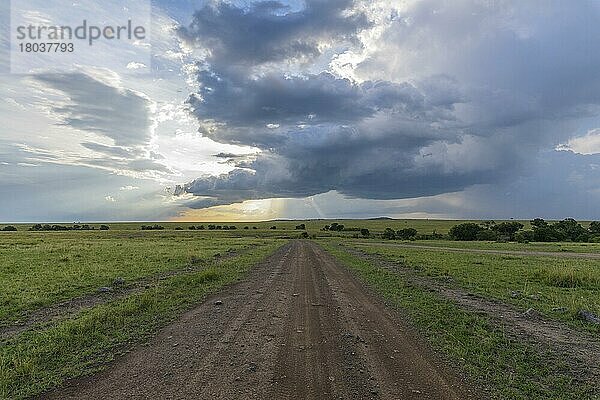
[
  {"left": 295, "top": 224, "right": 306, "bottom": 230},
  {"left": 360, "top": 228, "right": 370, "bottom": 237},
  {"left": 515, "top": 230, "right": 534, "bottom": 243},
  {"left": 396, "top": 228, "right": 417, "bottom": 240},
  {"left": 99, "top": 225, "right": 110, "bottom": 230},
  {"left": 140, "top": 225, "right": 164, "bottom": 230},
  {"left": 491, "top": 222, "right": 523, "bottom": 240},
  {"left": 1, "top": 225, "right": 17, "bottom": 231},
  {"left": 475, "top": 229, "right": 498, "bottom": 241},
  {"left": 324, "top": 223, "right": 344, "bottom": 231},
  {"left": 382, "top": 228, "right": 396, "bottom": 240},
  {"left": 449, "top": 223, "right": 483, "bottom": 241},
  {"left": 270, "top": 226, "right": 277, "bottom": 230}
]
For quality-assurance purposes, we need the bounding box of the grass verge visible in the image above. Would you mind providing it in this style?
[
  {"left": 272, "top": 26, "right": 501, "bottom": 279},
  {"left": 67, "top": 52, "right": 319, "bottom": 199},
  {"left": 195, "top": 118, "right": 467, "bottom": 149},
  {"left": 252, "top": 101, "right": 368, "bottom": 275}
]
[
  {"left": 0, "top": 241, "right": 283, "bottom": 399},
  {"left": 321, "top": 241, "right": 597, "bottom": 400}
]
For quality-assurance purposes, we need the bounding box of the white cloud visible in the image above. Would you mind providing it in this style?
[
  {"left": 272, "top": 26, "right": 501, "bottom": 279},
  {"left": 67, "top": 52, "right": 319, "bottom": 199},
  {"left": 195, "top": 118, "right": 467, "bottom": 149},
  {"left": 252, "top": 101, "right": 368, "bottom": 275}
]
[
  {"left": 126, "top": 62, "right": 147, "bottom": 70},
  {"left": 104, "top": 195, "right": 116, "bottom": 202},
  {"left": 558, "top": 129, "right": 600, "bottom": 155}
]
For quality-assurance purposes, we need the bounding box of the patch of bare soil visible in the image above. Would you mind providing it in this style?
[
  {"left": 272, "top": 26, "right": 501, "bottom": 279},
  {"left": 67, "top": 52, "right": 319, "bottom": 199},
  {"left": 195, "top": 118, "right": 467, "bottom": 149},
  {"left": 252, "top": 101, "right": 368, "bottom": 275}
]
[
  {"left": 344, "top": 245, "right": 600, "bottom": 382},
  {"left": 41, "top": 241, "right": 476, "bottom": 400}
]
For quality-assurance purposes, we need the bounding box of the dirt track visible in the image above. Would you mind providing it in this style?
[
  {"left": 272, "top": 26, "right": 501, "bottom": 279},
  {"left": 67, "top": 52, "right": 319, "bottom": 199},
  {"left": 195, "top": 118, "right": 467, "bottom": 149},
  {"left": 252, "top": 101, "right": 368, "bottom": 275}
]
[
  {"left": 43, "top": 240, "right": 475, "bottom": 400},
  {"left": 354, "top": 242, "right": 600, "bottom": 259}
]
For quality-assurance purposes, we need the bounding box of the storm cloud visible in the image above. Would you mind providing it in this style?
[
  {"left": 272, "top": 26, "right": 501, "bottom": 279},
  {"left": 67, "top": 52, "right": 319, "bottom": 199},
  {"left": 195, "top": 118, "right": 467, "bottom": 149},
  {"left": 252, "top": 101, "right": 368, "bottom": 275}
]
[{"left": 177, "top": 0, "right": 600, "bottom": 209}]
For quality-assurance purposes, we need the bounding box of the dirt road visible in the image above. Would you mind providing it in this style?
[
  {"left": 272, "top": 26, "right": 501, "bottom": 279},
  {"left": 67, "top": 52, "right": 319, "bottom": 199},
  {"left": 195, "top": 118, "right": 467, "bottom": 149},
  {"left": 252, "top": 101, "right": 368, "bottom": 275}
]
[
  {"left": 354, "top": 242, "right": 600, "bottom": 259},
  {"left": 44, "top": 240, "right": 475, "bottom": 400}
]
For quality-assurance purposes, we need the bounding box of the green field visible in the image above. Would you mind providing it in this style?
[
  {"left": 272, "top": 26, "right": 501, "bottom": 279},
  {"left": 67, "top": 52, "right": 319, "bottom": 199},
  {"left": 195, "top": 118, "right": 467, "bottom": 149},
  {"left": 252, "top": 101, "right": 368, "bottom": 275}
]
[
  {"left": 0, "top": 230, "right": 284, "bottom": 398},
  {"left": 338, "top": 239, "right": 600, "bottom": 332},
  {"left": 1, "top": 223, "right": 599, "bottom": 399},
  {"left": 5, "top": 218, "right": 589, "bottom": 234}
]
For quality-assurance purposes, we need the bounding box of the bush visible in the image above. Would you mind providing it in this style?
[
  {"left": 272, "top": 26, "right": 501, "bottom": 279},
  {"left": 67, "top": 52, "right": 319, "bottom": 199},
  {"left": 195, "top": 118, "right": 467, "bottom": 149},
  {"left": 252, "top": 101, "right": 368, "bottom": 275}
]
[
  {"left": 99, "top": 225, "right": 110, "bottom": 230},
  {"left": 1, "top": 225, "right": 17, "bottom": 231},
  {"left": 475, "top": 229, "right": 498, "bottom": 241},
  {"left": 299, "top": 231, "right": 310, "bottom": 239},
  {"left": 382, "top": 228, "right": 396, "bottom": 240},
  {"left": 515, "top": 230, "right": 534, "bottom": 243},
  {"left": 491, "top": 222, "right": 523, "bottom": 240},
  {"left": 324, "top": 223, "right": 344, "bottom": 231},
  {"left": 295, "top": 224, "right": 306, "bottom": 230},
  {"left": 449, "top": 223, "right": 483, "bottom": 241},
  {"left": 590, "top": 221, "right": 600, "bottom": 234},
  {"left": 270, "top": 226, "right": 277, "bottom": 230},
  {"left": 396, "top": 228, "right": 417, "bottom": 240},
  {"left": 140, "top": 225, "right": 164, "bottom": 230},
  {"left": 360, "top": 228, "right": 370, "bottom": 237}
]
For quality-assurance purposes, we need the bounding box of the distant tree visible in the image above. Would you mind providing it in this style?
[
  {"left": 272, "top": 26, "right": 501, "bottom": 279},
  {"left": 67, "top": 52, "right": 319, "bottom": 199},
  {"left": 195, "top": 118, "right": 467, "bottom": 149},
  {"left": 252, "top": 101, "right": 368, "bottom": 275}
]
[
  {"left": 491, "top": 221, "right": 524, "bottom": 240},
  {"left": 590, "top": 221, "right": 600, "bottom": 234},
  {"left": 481, "top": 220, "right": 496, "bottom": 229},
  {"left": 244, "top": 226, "right": 249, "bottom": 230},
  {"left": 328, "top": 223, "right": 344, "bottom": 232},
  {"left": 553, "top": 218, "right": 588, "bottom": 242},
  {"left": 449, "top": 223, "right": 483, "bottom": 241},
  {"left": 252, "top": 226, "right": 258, "bottom": 230},
  {"left": 229, "top": 226, "right": 237, "bottom": 230},
  {"left": 295, "top": 223, "right": 306, "bottom": 230},
  {"left": 515, "top": 230, "right": 535, "bottom": 243},
  {"left": 188, "top": 225, "right": 196, "bottom": 230},
  {"left": 360, "top": 228, "right": 370, "bottom": 237},
  {"left": 270, "top": 226, "right": 277, "bottom": 230},
  {"left": 530, "top": 218, "right": 548, "bottom": 228},
  {"left": 396, "top": 228, "right": 418, "bottom": 240},
  {"left": 99, "top": 225, "right": 110, "bottom": 230},
  {"left": 1, "top": 226, "right": 17, "bottom": 231},
  {"left": 141, "top": 225, "right": 164, "bottom": 230},
  {"left": 475, "top": 229, "right": 498, "bottom": 241},
  {"left": 299, "top": 231, "right": 310, "bottom": 239},
  {"left": 198, "top": 225, "right": 205, "bottom": 230},
  {"left": 382, "top": 228, "right": 396, "bottom": 240}
]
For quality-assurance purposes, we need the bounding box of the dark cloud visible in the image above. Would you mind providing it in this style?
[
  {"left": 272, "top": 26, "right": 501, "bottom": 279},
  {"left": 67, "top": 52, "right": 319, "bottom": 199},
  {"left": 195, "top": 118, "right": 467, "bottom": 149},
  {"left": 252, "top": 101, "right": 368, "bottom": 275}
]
[
  {"left": 178, "top": 0, "right": 369, "bottom": 66},
  {"left": 178, "top": 0, "right": 600, "bottom": 209}
]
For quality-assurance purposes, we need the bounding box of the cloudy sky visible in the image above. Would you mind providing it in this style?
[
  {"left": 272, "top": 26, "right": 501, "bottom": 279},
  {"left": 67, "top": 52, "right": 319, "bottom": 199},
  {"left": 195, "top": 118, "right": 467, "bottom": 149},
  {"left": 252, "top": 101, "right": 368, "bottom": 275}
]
[{"left": 1, "top": 0, "right": 600, "bottom": 222}]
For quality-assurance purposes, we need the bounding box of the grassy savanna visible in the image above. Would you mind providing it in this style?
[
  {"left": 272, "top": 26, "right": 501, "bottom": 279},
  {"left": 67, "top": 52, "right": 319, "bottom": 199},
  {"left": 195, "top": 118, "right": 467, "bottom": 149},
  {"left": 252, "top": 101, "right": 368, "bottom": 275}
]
[
  {"left": 0, "top": 230, "right": 275, "bottom": 325},
  {"left": 0, "top": 232, "right": 284, "bottom": 399},
  {"left": 344, "top": 240, "right": 600, "bottom": 332},
  {"left": 7, "top": 218, "right": 596, "bottom": 234},
  {"left": 322, "top": 241, "right": 598, "bottom": 399},
  {"left": 366, "top": 239, "right": 600, "bottom": 254}
]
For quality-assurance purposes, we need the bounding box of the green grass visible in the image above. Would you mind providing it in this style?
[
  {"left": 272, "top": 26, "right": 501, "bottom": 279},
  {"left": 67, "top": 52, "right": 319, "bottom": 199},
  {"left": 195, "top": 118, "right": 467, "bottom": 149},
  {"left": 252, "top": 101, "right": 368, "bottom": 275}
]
[
  {"left": 0, "top": 231, "right": 273, "bottom": 324},
  {"left": 535, "top": 266, "right": 600, "bottom": 289},
  {"left": 344, "top": 240, "right": 600, "bottom": 333},
  {"left": 0, "top": 241, "right": 284, "bottom": 399},
  {"left": 320, "top": 241, "right": 597, "bottom": 400},
  {"left": 7, "top": 218, "right": 595, "bottom": 235}
]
